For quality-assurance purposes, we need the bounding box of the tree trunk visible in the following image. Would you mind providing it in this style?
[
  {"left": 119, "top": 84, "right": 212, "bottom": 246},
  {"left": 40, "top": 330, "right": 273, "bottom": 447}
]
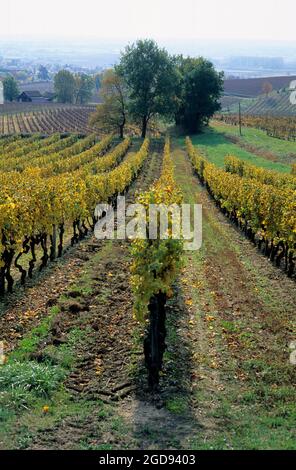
[
  {"left": 119, "top": 115, "right": 126, "bottom": 139},
  {"left": 141, "top": 116, "right": 148, "bottom": 139},
  {"left": 28, "top": 237, "right": 37, "bottom": 278}
]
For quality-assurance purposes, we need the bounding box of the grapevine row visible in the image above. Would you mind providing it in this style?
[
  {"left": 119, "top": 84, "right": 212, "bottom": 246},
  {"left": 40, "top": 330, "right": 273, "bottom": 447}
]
[
  {"left": 0, "top": 138, "right": 150, "bottom": 295},
  {"left": 224, "top": 156, "right": 296, "bottom": 190},
  {"left": 1, "top": 134, "right": 102, "bottom": 171},
  {"left": 0, "top": 107, "right": 96, "bottom": 136},
  {"left": 215, "top": 114, "right": 296, "bottom": 141},
  {"left": 131, "top": 138, "right": 183, "bottom": 387},
  {"left": 0, "top": 134, "right": 78, "bottom": 172},
  {"left": 15, "top": 134, "right": 99, "bottom": 171},
  {"left": 0, "top": 134, "right": 42, "bottom": 159},
  {"left": 39, "top": 135, "right": 125, "bottom": 176},
  {"left": 186, "top": 137, "right": 296, "bottom": 276}
]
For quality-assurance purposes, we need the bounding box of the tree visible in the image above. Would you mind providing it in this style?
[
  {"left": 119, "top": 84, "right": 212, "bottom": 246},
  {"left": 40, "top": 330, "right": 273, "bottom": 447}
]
[
  {"left": 75, "top": 74, "right": 94, "bottom": 104},
  {"left": 94, "top": 73, "right": 102, "bottom": 91},
  {"left": 38, "top": 65, "right": 50, "bottom": 81},
  {"left": 262, "top": 81, "right": 273, "bottom": 97},
  {"left": 3, "top": 75, "right": 19, "bottom": 102},
  {"left": 54, "top": 70, "right": 76, "bottom": 103},
  {"left": 90, "top": 69, "right": 128, "bottom": 138},
  {"left": 175, "top": 56, "right": 224, "bottom": 133},
  {"left": 118, "top": 39, "right": 179, "bottom": 138},
  {"left": 15, "top": 71, "right": 29, "bottom": 82}
]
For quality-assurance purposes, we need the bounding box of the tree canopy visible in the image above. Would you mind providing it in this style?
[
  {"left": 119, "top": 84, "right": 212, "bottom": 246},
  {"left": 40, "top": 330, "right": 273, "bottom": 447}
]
[
  {"left": 3, "top": 75, "right": 19, "bottom": 102},
  {"left": 90, "top": 69, "right": 128, "bottom": 138},
  {"left": 174, "top": 56, "right": 224, "bottom": 133},
  {"left": 54, "top": 70, "right": 76, "bottom": 104},
  {"left": 38, "top": 65, "right": 50, "bottom": 81},
  {"left": 90, "top": 40, "right": 223, "bottom": 137},
  {"left": 262, "top": 81, "right": 273, "bottom": 97},
  {"left": 118, "top": 39, "right": 179, "bottom": 138},
  {"left": 75, "top": 74, "right": 94, "bottom": 104},
  {"left": 54, "top": 70, "right": 94, "bottom": 104},
  {"left": 94, "top": 73, "right": 102, "bottom": 91}
]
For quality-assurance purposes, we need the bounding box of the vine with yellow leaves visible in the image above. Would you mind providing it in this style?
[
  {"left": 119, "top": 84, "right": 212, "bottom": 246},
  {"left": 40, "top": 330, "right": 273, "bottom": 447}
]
[
  {"left": 131, "top": 138, "right": 183, "bottom": 387},
  {"left": 224, "top": 156, "right": 296, "bottom": 190},
  {"left": 215, "top": 114, "right": 296, "bottom": 141},
  {"left": 186, "top": 137, "right": 296, "bottom": 277},
  {"left": 0, "top": 137, "right": 149, "bottom": 295}
]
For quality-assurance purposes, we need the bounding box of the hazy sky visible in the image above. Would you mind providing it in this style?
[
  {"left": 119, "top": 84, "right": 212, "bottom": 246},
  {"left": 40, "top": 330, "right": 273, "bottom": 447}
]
[{"left": 1, "top": 0, "right": 296, "bottom": 41}]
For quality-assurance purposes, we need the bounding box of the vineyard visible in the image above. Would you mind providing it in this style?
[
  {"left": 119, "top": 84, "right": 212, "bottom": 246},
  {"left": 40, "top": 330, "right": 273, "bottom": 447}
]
[
  {"left": 220, "top": 92, "right": 296, "bottom": 117},
  {"left": 0, "top": 131, "right": 295, "bottom": 451},
  {"left": 0, "top": 133, "right": 148, "bottom": 294},
  {"left": 0, "top": 106, "right": 96, "bottom": 135},
  {"left": 186, "top": 138, "right": 296, "bottom": 277},
  {"left": 0, "top": 102, "right": 79, "bottom": 116},
  {"left": 2, "top": 0, "right": 296, "bottom": 457},
  {"left": 243, "top": 93, "right": 296, "bottom": 117},
  {"left": 216, "top": 114, "right": 296, "bottom": 141}
]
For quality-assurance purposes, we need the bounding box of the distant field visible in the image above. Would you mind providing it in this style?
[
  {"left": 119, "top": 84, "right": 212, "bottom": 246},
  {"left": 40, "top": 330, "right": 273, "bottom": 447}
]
[
  {"left": 223, "top": 75, "right": 296, "bottom": 98},
  {"left": 244, "top": 92, "right": 296, "bottom": 116},
  {"left": 182, "top": 126, "right": 292, "bottom": 173},
  {"left": 212, "top": 121, "right": 296, "bottom": 165},
  {"left": 0, "top": 102, "right": 87, "bottom": 115},
  {"left": 0, "top": 106, "right": 97, "bottom": 135},
  {"left": 220, "top": 92, "right": 296, "bottom": 116},
  {"left": 219, "top": 95, "right": 255, "bottom": 112}
]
